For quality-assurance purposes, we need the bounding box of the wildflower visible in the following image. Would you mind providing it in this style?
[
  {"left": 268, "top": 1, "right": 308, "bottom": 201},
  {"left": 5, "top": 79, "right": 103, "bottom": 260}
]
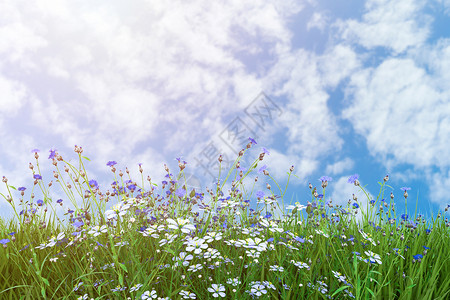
[
  {"left": 48, "top": 148, "right": 57, "bottom": 159},
  {"left": 348, "top": 174, "right": 360, "bottom": 186}
]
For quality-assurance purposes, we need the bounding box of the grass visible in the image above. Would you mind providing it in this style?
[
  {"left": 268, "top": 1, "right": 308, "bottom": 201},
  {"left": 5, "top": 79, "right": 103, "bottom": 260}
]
[{"left": 0, "top": 139, "right": 449, "bottom": 300}]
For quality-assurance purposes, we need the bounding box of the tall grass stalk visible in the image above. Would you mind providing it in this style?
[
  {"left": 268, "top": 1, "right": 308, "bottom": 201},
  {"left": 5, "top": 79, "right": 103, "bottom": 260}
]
[{"left": 0, "top": 140, "right": 449, "bottom": 299}]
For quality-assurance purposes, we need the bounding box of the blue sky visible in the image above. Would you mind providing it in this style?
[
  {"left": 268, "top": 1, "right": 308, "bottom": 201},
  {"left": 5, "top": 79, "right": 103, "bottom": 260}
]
[{"left": 0, "top": 0, "right": 449, "bottom": 231}]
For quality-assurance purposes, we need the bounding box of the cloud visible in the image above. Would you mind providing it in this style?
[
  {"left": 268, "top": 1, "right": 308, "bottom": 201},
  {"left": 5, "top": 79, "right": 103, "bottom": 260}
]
[
  {"left": 318, "top": 44, "right": 361, "bottom": 88},
  {"left": 324, "top": 157, "right": 355, "bottom": 176},
  {"left": 341, "top": 57, "right": 449, "bottom": 169},
  {"left": 0, "top": 76, "right": 27, "bottom": 117},
  {"left": 307, "top": 12, "right": 329, "bottom": 32},
  {"left": 336, "top": 0, "right": 432, "bottom": 54}
]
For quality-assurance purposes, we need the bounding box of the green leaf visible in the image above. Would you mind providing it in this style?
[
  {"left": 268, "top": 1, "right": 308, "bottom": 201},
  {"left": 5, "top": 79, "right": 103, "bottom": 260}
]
[
  {"left": 119, "top": 262, "right": 128, "bottom": 273},
  {"left": 81, "top": 156, "right": 91, "bottom": 161},
  {"left": 365, "top": 286, "right": 375, "bottom": 297},
  {"left": 331, "top": 286, "right": 349, "bottom": 297},
  {"left": 42, "top": 277, "right": 50, "bottom": 287},
  {"left": 119, "top": 273, "right": 124, "bottom": 286},
  {"left": 9, "top": 185, "right": 17, "bottom": 191}
]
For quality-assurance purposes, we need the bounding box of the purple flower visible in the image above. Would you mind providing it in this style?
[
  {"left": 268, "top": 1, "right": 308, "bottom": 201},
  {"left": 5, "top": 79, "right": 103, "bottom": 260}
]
[
  {"left": 175, "top": 188, "right": 186, "bottom": 198},
  {"left": 89, "top": 180, "right": 99, "bottom": 189},
  {"left": 348, "top": 174, "right": 359, "bottom": 184},
  {"left": 48, "top": 148, "right": 57, "bottom": 159},
  {"left": 261, "top": 147, "right": 270, "bottom": 155},
  {"left": 106, "top": 161, "right": 117, "bottom": 167},
  {"left": 319, "top": 176, "right": 332, "bottom": 182}
]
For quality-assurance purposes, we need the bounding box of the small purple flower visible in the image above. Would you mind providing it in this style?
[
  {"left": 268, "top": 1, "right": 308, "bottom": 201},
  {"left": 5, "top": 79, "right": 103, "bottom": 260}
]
[
  {"left": 175, "top": 188, "right": 186, "bottom": 198},
  {"left": 106, "top": 161, "right": 117, "bottom": 167},
  {"left": 128, "top": 184, "right": 137, "bottom": 192},
  {"left": 89, "top": 180, "right": 99, "bottom": 189},
  {"left": 37, "top": 199, "right": 44, "bottom": 206},
  {"left": 48, "top": 148, "right": 57, "bottom": 159},
  {"left": 319, "top": 176, "right": 332, "bottom": 182},
  {"left": 258, "top": 165, "right": 268, "bottom": 174},
  {"left": 248, "top": 137, "right": 257, "bottom": 144},
  {"left": 31, "top": 149, "right": 40, "bottom": 153},
  {"left": 18, "top": 187, "right": 26, "bottom": 191},
  {"left": 348, "top": 174, "right": 359, "bottom": 184},
  {"left": 33, "top": 174, "right": 42, "bottom": 180},
  {"left": 72, "top": 221, "right": 84, "bottom": 228},
  {"left": 0, "top": 239, "right": 10, "bottom": 246}
]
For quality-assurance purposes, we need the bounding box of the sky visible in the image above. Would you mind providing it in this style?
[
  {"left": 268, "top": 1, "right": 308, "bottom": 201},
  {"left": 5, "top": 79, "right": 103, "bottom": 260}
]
[{"left": 0, "top": 0, "right": 449, "bottom": 233}]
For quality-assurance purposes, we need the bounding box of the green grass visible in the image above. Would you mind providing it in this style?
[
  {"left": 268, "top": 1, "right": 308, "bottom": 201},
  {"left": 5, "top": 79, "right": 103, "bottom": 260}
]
[{"left": 0, "top": 140, "right": 449, "bottom": 299}]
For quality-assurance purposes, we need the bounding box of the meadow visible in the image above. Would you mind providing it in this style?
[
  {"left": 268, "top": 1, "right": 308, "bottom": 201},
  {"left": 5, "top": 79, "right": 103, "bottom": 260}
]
[{"left": 0, "top": 139, "right": 449, "bottom": 299}]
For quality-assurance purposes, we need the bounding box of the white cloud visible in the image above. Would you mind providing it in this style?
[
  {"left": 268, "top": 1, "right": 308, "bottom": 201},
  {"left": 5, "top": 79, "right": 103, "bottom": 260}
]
[
  {"left": 434, "top": 0, "right": 450, "bottom": 15},
  {"left": 265, "top": 47, "right": 347, "bottom": 163},
  {"left": 336, "top": 0, "right": 432, "bottom": 54},
  {"left": 324, "top": 157, "right": 355, "bottom": 176},
  {"left": 342, "top": 57, "right": 449, "bottom": 169},
  {"left": 307, "top": 12, "right": 329, "bottom": 32},
  {"left": 318, "top": 44, "right": 361, "bottom": 88},
  {"left": 409, "top": 38, "right": 450, "bottom": 92},
  {"left": 0, "top": 76, "right": 27, "bottom": 116}
]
